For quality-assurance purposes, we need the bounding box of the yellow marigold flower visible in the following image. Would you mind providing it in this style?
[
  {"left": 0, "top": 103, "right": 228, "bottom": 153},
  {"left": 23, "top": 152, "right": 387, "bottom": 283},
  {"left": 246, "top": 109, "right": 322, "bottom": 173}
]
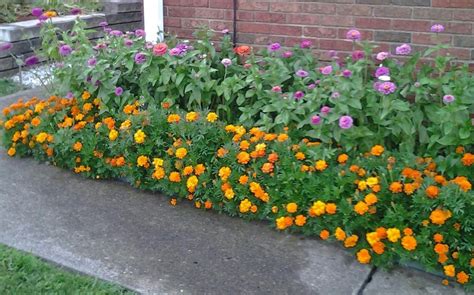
[
  {"left": 224, "top": 188, "right": 234, "bottom": 199},
  {"left": 206, "top": 112, "right": 218, "bottom": 122},
  {"left": 401, "top": 235, "right": 417, "bottom": 251},
  {"left": 120, "top": 120, "right": 131, "bottom": 130},
  {"left": 175, "top": 147, "right": 187, "bottom": 159},
  {"left": 153, "top": 158, "right": 164, "bottom": 167},
  {"left": 457, "top": 271, "right": 470, "bottom": 284},
  {"left": 194, "top": 164, "right": 205, "bottom": 175},
  {"left": 354, "top": 201, "right": 369, "bottom": 215},
  {"left": 137, "top": 155, "right": 149, "bottom": 168},
  {"left": 370, "top": 145, "right": 384, "bottom": 156},
  {"left": 358, "top": 181, "right": 367, "bottom": 191},
  {"left": 366, "top": 232, "right": 379, "bottom": 246},
  {"left": 7, "top": 147, "right": 16, "bottom": 157},
  {"left": 319, "top": 230, "right": 330, "bottom": 240},
  {"left": 444, "top": 265, "right": 455, "bottom": 277},
  {"left": 366, "top": 177, "right": 378, "bottom": 187},
  {"left": 337, "top": 153, "right": 348, "bottom": 164},
  {"left": 387, "top": 228, "right": 401, "bottom": 243},
  {"left": 315, "top": 160, "right": 327, "bottom": 171},
  {"left": 271, "top": 206, "right": 278, "bottom": 213},
  {"left": 286, "top": 203, "right": 298, "bottom": 214},
  {"left": 73, "top": 142, "right": 83, "bottom": 152},
  {"left": 167, "top": 114, "right": 180, "bottom": 123},
  {"left": 152, "top": 167, "right": 165, "bottom": 180},
  {"left": 277, "top": 133, "right": 288, "bottom": 142},
  {"left": 134, "top": 129, "right": 146, "bottom": 144},
  {"left": 356, "top": 249, "right": 371, "bottom": 264},
  {"left": 239, "top": 199, "right": 252, "bottom": 213},
  {"left": 309, "top": 200, "right": 325, "bottom": 217},
  {"left": 82, "top": 91, "right": 91, "bottom": 100},
  {"left": 335, "top": 227, "right": 346, "bottom": 241},
  {"left": 364, "top": 193, "right": 378, "bottom": 206},
  {"left": 36, "top": 132, "right": 48, "bottom": 143},
  {"left": 185, "top": 111, "right": 199, "bottom": 122},
  {"left": 219, "top": 167, "right": 231, "bottom": 181},
  {"left": 169, "top": 171, "right": 181, "bottom": 182},
  {"left": 295, "top": 215, "right": 306, "bottom": 226},
  {"left": 295, "top": 152, "right": 305, "bottom": 160},
  {"left": 109, "top": 129, "right": 119, "bottom": 141},
  {"left": 429, "top": 208, "right": 452, "bottom": 225},
  {"left": 186, "top": 175, "right": 198, "bottom": 191},
  {"left": 344, "top": 235, "right": 359, "bottom": 248},
  {"left": 325, "top": 203, "right": 337, "bottom": 214},
  {"left": 237, "top": 151, "right": 250, "bottom": 164}
]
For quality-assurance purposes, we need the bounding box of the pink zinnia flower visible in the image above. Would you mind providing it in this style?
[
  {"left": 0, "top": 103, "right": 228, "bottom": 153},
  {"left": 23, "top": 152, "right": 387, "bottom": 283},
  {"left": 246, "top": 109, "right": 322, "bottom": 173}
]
[
  {"left": 268, "top": 43, "right": 281, "bottom": 51},
  {"left": 375, "top": 67, "right": 390, "bottom": 78},
  {"left": 300, "top": 40, "right": 312, "bottom": 49},
  {"left": 395, "top": 44, "right": 411, "bottom": 55},
  {"left": 376, "top": 51, "right": 390, "bottom": 61},
  {"left": 321, "top": 106, "right": 331, "bottom": 115},
  {"left": 153, "top": 43, "right": 168, "bottom": 56},
  {"left": 431, "top": 24, "right": 445, "bottom": 33},
  {"left": 294, "top": 91, "right": 305, "bottom": 100},
  {"left": 320, "top": 65, "right": 333, "bottom": 75},
  {"left": 342, "top": 69, "right": 352, "bottom": 77},
  {"left": 282, "top": 51, "right": 293, "bottom": 58},
  {"left": 0, "top": 42, "right": 13, "bottom": 51},
  {"left": 271, "top": 86, "right": 282, "bottom": 93},
  {"left": 352, "top": 50, "right": 365, "bottom": 61},
  {"left": 115, "top": 87, "right": 123, "bottom": 96},
  {"left": 311, "top": 115, "right": 321, "bottom": 125},
  {"left": 339, "top": 116, "right": 353, "bottom": 129},
  {"left": 346, "top": 29, "right": 361, "bottom": 41},
  {"left": 296, "top": 69, "right": 309, "bottom": 78},
  {"left": 443, "top": 95, "right": 455, "bottom": 104},
  {"left": 377, "top": 82, "right": 397, "bottom": 95}
]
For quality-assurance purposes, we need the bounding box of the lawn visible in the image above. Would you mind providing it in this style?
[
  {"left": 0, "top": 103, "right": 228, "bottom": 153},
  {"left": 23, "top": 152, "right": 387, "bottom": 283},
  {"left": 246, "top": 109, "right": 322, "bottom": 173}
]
[{"left": 0, "top": 244, "right": 134, "bottom": 294}]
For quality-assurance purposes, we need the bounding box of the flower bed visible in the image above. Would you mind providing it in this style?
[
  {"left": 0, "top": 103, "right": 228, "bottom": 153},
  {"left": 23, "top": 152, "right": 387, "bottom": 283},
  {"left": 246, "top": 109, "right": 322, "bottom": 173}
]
[{"left": 0, "top": 17, "right": 473, "bottom": 289}]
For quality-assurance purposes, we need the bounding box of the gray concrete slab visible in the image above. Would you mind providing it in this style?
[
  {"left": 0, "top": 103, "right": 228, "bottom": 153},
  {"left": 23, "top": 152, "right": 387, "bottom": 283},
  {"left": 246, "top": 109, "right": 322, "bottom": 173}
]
[
  {"left": 0, "top": 153, "right": 372, "bottom": 294},
  {"left": 363, "top": 267, "right": 468, "bottom": 295}
]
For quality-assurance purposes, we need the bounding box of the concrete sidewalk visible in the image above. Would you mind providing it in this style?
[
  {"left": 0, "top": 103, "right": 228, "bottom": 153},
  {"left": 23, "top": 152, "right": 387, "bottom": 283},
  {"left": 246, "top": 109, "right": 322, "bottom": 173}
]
[{"left": 0, "top": 90, "right": 467, "bottom": 294}]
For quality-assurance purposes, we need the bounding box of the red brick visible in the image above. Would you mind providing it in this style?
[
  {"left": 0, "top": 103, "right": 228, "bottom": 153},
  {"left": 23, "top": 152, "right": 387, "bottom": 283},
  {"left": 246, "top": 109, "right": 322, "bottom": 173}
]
[
  {"left": 237, "top": 11, "right": 254, "bottom": 21},
  {"left": 439, "top": 48, "right": 472, "bottom": 59},
  {"left": 168, "top": 7, "right": 196, "bottom": 18},
  {"left": 319, "top": 15, "right": 354, "bottom": 27},
  {"left": 303, "top": 3, "right": 337, "bottom": 14},
  {"left": 319, "top": 39, "right": 354, "bottom": 51},
  {"left": 195, "top": 8, "right": 226, "bottom": 19},
  {"left": 412, "top": 33, "right": 452, "bottom": 45},
  {"left": 392, "top": 19, "right": 431, "bottom": 32},
  {"left": 180, "top": 0, "right": 209, "bottom": 7},
  {"left": 285, "top": 37, "right": 318, "bottom": 48},
  {"left": 210, "top": 21, "right": 233, "bottom": 31},
  {"left": 270, "top": 3, "right": 302, "bottom": 13},
  {"left": 181, "top": 19, "right": 210, "bottom": 29},
  {"left": 432, "top": 0, "right": 474, "bottom": 8},
  {"left": 374, "top": 6, "right": 412, "bottom": 18},
  {"left": 304, "top": 26, "right": 338, "bottom": 38},
  {"left": 238, "top": 1, "right": 269, "bottom": 11},
  {"left": 210, "top": 0, "right": 232, "bottom": 9},
  {"left": 238, "top": 22, "right": 271, "bottom": 34},
  {"left": 254, "top": 12, "right": 287, "bottom": 24},
  {"left": 444, "top": 22, "right": 473, "bottom": 34},
  {"left": 453, "top": 10, "right": 474, "bottom": 21},
  {"left": 166, "top": 28, "right": 195, "bottom": 39},
  {"left": 164, "top": 17, "right": 181, "bottom": 28},
  {"left": 338, "top": 29, "right": 373, "bottom": 40},
  {"left": 270, "top": 25, "right": 302, "bottom": 37},
  {"left": 336, "top": 4, "right": 372, "bottom": 16},
  {"left": 286, "top": 14, "right": 320, "bottom": 25},
  {"left": 413, "top": 8, "right": 452, "bottom": 20},
  {"left": 254, "top": 35, "right": 285, "bottom": 45},
  {"left": 355, "top": 17, "right": 391, "bottom": 29}
]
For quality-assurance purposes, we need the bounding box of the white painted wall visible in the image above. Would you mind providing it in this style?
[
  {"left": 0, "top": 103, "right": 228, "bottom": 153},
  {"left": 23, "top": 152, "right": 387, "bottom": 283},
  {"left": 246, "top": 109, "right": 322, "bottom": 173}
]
[{"left": 143, "top": 0, "right": 164, "bottom": 42}]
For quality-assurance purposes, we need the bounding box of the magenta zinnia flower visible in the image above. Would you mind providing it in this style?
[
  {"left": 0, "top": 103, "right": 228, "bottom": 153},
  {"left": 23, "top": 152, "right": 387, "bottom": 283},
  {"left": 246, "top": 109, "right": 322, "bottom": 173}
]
[
  {"left": 375, "top": 67, "right": 390, "bottom": 78},
  {"left": 300, "top": 40, "right": 312, "bottom": 49},
  {"left": 346, "top": 29, "right": 361, "bottom": 41},
  {"left": 109, "top": 30, "right": 123, "bottom": 37},
  {"left": 282, "top": 51, "right": 293, "bottom": 58},
  {"left": 352, "top": 50, "right": 365, "bottom": 61},
  {"left": 59, "top": 44, "right": 72, "bottom": 56},
  {"left": 311, "top": 115, "right": 321, "bottom": 125},
  {"left": 0, "top": 42, "right": 13, "bottom": 51},
  {"left": 443, "top": 94, "right": 455, "bottom": 104},
  {"left": 124, "top": 39, "right": 134, "bottom": 47},
  {"left": 395, "top": 44, "right": 411, "bottom": 55},
  {"left": 377, "top": 82, "right": 397, "bottom": 95},
  {"left": 268, "top": 43, "right": 281, "bottom": 52},
  {"left": 134, "top": 52, "right": 147, "bottom": 64},
  {"left": 294, "top": 91, "right": 305, "bottom": 100},
  {"left": 25, "top": 55, "right": 39, "bottom": 66},
  {"left": 31, "top": 7, "right": 43, "bottom": 17},
  {"left": 342, "top": 69, "right": 352, "bottom": 78},
  {"left": 320, "top": 106, "right": 331, "bottom": 115},
  {"left": 135, "top": 29, "right": 146, "bottom": 37},
  {"left": 115, "top": 87, "right": 123, "bottom": 96},
  {"left": 339, "top": 116, "right": 353, "bottom": 129},
  {"left": 87, "top": 57, "right": 97, "bottom": 67},
  {"left": 70, "top": 7, "right": 82, "bottom": 15}
]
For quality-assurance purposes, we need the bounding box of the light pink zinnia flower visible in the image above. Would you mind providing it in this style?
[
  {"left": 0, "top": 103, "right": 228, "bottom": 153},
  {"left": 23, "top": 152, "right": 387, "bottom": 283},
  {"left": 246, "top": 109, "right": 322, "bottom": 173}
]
[
  {"left": 320, "top": 65, "right": 333, "bottom": 75},
  {"left": 339, "top": 116, "right": 353, "bottom": 129},
  {"left": 443, "top": 94, "right": 455, "bottom": 104},
  {"left": 376, "top": 51, "right": 390, "bottom": 61},
  {"left": 346, "top": 29, "right": 361, "bottom": 41},
  {"left": 395, "top": 44, "right": 411, "bottom": 55},
  {"left": 431, "top": 24, "right": 445, "bottom": 33}
]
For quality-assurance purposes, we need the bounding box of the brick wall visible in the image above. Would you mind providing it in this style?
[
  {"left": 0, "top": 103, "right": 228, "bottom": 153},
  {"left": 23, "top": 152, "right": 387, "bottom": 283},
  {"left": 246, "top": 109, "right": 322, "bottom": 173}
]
[{"left": 163, "top": 0, "right": 474, "bottom": 63}]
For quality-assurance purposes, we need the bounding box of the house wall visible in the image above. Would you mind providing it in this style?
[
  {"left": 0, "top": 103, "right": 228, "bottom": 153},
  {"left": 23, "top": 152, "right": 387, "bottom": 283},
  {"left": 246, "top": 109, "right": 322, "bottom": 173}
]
[{"left": 163, "top": 0, "right": 474, "bottom": 63}]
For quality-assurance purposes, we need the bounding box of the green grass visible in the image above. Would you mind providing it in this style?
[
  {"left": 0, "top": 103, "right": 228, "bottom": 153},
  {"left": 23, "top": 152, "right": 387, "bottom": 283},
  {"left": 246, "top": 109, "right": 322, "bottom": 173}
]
[
  {"left": 0, "top": 79, "right": 22, "bottom": 97},
  {"left": 0, "top": 244, "right": 135, "bottom": 294}
]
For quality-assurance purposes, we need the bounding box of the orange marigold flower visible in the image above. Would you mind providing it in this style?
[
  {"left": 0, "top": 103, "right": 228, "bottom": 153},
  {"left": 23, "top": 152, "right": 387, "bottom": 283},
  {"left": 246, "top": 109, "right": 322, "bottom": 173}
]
[
  {"left": 206, "top": 112, "right": 218, "bottom": 122},
  {"left": 438, "top": 253, "right": 448, "bottom": 264},
  {"left": 239, "top": 175, "right": 249, "bottom": 185},
  {"left": 354, "top": 201, "right": 369, "bottom": 215},
  {"left": 401, "top": 235, "right": 417, "bottom": 251},
  {"left": 443, "top": 265, "right": 455, "bottom": 277},
  {"left": 389, "top": 181, "right": 403, "bottom": 193},
  {"left": 433, "top": 233, "right": 443, "bottom": 243},
  {"left": 286, "top": 203, "right": 298, "bottom": 214},
  {"left": 183, "top": 166, "right": 194, "bottom": 176},
  {"left": 295, "top": 152, "right": 305, "bottom": 160},
  {"left": 217, "top": 147, "right": 228, "bottom": 158},
  {"left": 356, "top": 249, "right": 371, "bottom": 264},
  {"left": 237, "top": 151, "right": 250, "bottom": 164},
  {"left": 370, "top": 145, "right": 384, "bottom": 156},
  {"left": 268, "top": 152, "right": 279, "bottom": 163},
  {"left": 337, "top": 153, "right": 348, "bottom": 164},
  {"left": 456, "top": 271, "right": 469, "bottom": 284},
  {"left": 344, "top": 235, "right": 359, "bottom": 248},
  {"left": 276, "top": 216, "right": 293, "bottom": 230},
  {"left": 152, "top": 167, "right": 165, "bottom": 180},
  {"left": 376, "top": 227, "right": 387, "bottom": 239},
  {"left": 109, "top": 129, "right": 119, "bottom": 141},
  {"left": 137, "top": 155, "right": 149, "bottom": 168},
  {"left": 403, "top": 183, "right": 417, "bottom": 195},
  {"left": 461, "top": 153, "right": 474, "bottom": 166},
  {"left": 134, "top": 129, "right": 146, "bottom": 144},
  {"left": 7, "top": 147, "right": 16, "bottom": 157},
  {"left": 194, "top": 164, "right": 205, "bottom": 175},
  {"left": 434, "top": 175, "right": 447, "bottom": 186},
  {"left": 219, "top": 167, "right": 231, "bottom": 181},
  {"left": 364, "top": 193, "right": 378, "bottom": 206},
  {"left": 315, "top": 160, "right": 328, "bottom": 171},
  {"left": 169, "top": 171, "right": 181, "bottom": 182},
  {"left": 309, "top": 200, "right": 325, "bottom": 217},
  {"left": 167, "top": 114, "right": 180, "bottom": 123},
  {"left": 441, "top": 279, "right": 449, "bottom": 286},
  {"left": 175, "top": 147, "right": 187, "bottom": 159},
  {"left": 239, "top": 198, "right": 252, "bottom": 213},
  {"left": 31, "top": 117, "right": 41, "bottom": 127},
  {"left": 73, "top": 141, "right": 83, "bottom": 152},
  {"left": 170, "top": 198, "right": 177, "bottom": 206},
  {"left": 451, "top": 176, "right": 471, "bottom": 192},
  {"left": 319, "top": 230, "right": 330, "bottom": 240},
  {"left": 349, "top": 165, "right": 359, "bottom": 173},
  {"left": 261, "top": 162, "right": 274, "bottom": 174},
  {"left": 372, "top": 241, "right": 385, "bottom": 255},
  {"left": 335, "top": 227, "right": 346, "bottom": 241},
  {"left": 185, "top": 111, "right": 199, "bottom": 122},
  {"left": 425, "top": 185, "right": 439, "bottom": 199},
  {"left": 295, "top": 215, "right": 306, "bottom": 226},
  {"left": 82, "top": 91, "right": 91, "bottom": 100},
  {"left": 277, "top": 133, "right": 288, "bottom": 142},
  {"left": 429, "top": 208, "right": 452, "bottom": 225},
  {"left": 325, "top": 203, "right": 337, "bottom": 214},
  {"left": 403, "top": 228, "right": 413, "bottom": 236}
]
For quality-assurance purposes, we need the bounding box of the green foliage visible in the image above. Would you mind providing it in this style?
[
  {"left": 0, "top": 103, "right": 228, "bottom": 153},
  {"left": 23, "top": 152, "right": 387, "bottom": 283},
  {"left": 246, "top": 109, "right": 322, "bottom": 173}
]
[{"left": 0, "top": 244, "right": 134, "bottom": 293}]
